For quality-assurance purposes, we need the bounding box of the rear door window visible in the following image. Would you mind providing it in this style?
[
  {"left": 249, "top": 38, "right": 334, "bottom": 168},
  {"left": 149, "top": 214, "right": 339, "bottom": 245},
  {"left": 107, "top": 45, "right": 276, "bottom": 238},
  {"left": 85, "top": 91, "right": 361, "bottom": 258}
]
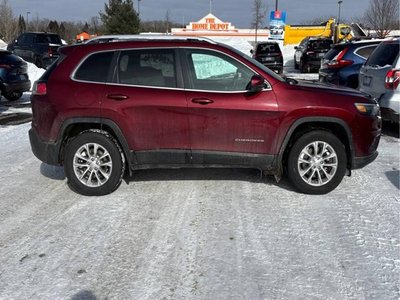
[
  {"left": 365, "top": 42, "right": 399, "bottom": 67},
  {"left": 308, "top": 40, "right": 333, "bottom": 51},
  {"left": 117, "top": 49, "right": 177, "bottom": 88},
  {"left": 74, "top": 51, "right": 114, "bottom": 83}
]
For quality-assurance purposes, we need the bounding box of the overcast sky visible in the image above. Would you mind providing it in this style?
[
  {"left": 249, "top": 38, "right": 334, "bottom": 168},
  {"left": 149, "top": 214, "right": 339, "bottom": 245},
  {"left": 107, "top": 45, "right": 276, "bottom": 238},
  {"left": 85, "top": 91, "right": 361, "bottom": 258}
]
[{"left": 10, "top": 0, "right": 371, "bottom": 27}]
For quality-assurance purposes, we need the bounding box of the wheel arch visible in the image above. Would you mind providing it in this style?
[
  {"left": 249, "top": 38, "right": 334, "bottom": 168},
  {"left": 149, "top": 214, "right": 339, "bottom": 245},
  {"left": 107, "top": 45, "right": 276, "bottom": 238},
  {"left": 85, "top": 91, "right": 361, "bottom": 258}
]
[
  {"left": 277, "top": 117, "right": 354, "bottom": 176},
  {"left": 57, "top": 118, "right": 133, "bottom": 172}
]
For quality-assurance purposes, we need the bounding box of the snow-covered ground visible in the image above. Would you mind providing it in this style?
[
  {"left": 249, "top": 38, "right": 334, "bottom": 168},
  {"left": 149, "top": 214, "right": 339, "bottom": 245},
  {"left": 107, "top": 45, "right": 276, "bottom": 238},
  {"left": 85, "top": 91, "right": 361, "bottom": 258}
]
[{"left": 0, "top": 38, "right": 399, "bottom": 299}]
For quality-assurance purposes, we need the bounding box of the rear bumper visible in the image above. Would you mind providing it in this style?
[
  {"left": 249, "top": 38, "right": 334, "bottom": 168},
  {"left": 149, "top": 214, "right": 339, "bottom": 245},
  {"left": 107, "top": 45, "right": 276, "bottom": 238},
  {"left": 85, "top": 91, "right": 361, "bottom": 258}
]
[
  {"left": 29, "top": 128, "right": 61, "bottom": 166},
  {"left": 1, "top": 79, "right": 31, "bottom": 94},
  {"left": 352, "top": 151, "right": 379, "bottom": 169}
]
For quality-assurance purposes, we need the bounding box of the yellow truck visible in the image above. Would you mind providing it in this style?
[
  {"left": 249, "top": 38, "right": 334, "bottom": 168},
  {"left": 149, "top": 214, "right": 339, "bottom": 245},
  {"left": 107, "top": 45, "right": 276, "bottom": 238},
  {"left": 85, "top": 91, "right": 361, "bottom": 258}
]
[{"left": 283, "top": 18, "right": 354, "bottom": 45}]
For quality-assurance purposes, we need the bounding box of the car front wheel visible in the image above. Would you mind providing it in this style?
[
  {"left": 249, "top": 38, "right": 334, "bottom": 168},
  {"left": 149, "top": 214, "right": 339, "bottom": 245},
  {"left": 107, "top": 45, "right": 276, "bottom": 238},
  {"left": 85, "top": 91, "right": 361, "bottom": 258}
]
[
  {"left": 287, "top": 130, "right": 347, "bottom": 194},
  {"left": 64, "top": 130, "right": 125, "bottom": 196}
]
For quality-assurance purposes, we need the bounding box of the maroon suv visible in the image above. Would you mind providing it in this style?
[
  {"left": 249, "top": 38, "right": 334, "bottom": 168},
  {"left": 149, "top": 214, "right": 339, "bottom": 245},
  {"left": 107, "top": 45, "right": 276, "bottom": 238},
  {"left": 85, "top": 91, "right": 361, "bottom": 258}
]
[{"left": 29, "top": 37, "right": 381, "bottom": 196}]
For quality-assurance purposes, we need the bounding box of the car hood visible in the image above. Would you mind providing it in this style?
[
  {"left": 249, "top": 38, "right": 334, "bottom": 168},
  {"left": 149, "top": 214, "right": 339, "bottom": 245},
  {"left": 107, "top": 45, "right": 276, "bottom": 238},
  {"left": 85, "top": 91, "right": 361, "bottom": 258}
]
[{"left": 289, "top": 79, "right": 371, "bottom": 99}]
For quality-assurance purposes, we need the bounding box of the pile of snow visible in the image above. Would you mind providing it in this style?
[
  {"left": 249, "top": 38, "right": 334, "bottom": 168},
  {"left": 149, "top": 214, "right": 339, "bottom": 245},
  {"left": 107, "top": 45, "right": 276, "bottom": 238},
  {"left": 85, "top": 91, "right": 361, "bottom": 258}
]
[
  {"left": 209, "top": 37, "right": 253, "bottom": 56},
  {"left": 0, "top": 39, "right": 7, "bottom": 50},
  {"left": 27, "top": 63, "right": 45, "bottom": 89}
]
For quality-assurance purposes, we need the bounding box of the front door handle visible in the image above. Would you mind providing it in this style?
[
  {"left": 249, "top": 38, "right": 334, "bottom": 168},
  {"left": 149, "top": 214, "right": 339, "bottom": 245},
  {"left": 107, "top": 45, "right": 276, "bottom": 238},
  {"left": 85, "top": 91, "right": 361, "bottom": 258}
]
[
  {"left": 191, "top": 98, "right": 214, "bottom": 105},
  {"left": 107, "top": 94, "right": 129, "bottom": 101}
]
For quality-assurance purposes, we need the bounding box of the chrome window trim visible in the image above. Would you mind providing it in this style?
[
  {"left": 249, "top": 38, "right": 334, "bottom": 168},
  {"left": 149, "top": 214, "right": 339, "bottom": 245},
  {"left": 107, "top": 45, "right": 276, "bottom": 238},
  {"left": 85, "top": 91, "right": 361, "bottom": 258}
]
[{"left": 70, "top": 46, "right": 272, "bottom": 92}]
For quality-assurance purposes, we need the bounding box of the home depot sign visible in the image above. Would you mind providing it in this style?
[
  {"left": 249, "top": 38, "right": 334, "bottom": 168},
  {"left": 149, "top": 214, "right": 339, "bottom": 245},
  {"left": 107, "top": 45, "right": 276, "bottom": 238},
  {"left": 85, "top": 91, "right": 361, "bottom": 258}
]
[{"left": 186, "top": 13, "right": 237, "bottom": 31}]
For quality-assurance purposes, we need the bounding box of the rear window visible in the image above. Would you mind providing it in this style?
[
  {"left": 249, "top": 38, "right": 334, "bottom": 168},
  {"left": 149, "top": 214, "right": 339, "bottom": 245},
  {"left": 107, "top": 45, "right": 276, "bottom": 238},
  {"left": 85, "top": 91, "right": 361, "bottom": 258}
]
[
  {"left": 365, "top": 42, "right": 399, "bottom": 67},
  {"left": 74, "top": 51, "right": 114, "bottom": 83},
  {"left": 324, "top": 47, "right": 341, "bottom": 60},
  {"left": 256, "top": 43, "right": 281, "bottom": 54},
  {"left": 35, "top": 34, "right": 62, "bottom": 45},
  {"left": 308, "top": 40, "right": 333, "bottom": 51}
]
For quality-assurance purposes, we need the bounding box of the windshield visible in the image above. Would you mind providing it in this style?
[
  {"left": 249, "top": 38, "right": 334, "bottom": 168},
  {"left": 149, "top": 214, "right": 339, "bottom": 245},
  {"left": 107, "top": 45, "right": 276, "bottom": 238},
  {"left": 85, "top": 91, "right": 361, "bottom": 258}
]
[{"left": 220, "top": 43, "right": 285, "bottom": 82}]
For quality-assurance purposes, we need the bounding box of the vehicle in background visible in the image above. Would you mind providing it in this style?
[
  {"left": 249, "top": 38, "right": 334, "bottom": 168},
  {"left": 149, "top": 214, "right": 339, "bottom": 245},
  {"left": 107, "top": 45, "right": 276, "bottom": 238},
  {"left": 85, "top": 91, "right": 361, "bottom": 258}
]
[
  {"left": 359, "top": 38, "right": 400, "bottom": 123},
  {"left": 7, "top": 32, "right": 62, "bottom": 68},
  {"left": 294, "top": 37, "right": 333, "bottom": 73},
  {"left": 319, "top": 39, "right": 383, "bottom": 89},
  {"left": 283, "top": 18, "right": 364, "bottom": 45},
  {"left": 0, "top": 50, "right": 30, "bottom": 101},
  {"left": 251, "top": 41, "right": 283, "bottom": 74},
  {"left": 29, "top": 36, "right": 380, "bottom": 196}
]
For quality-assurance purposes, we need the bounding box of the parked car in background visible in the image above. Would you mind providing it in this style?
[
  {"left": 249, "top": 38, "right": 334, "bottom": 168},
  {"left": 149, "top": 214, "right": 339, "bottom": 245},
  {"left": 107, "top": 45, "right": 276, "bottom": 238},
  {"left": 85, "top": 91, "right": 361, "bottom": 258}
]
[
  {"left": 359, "top": 38, "right": 400, "bottom": 123},
  {"left": 294, "top": 37, "right": 333, "bottom": 73},
  {"left": 29, "top": 36, "right": 380, "bottom": 196},
  {"left": 7, "top": 32, "right": 62, "bottom": 68},
  {"left": 251, "top": 41, "right": 283, "bottom": 74},
  {"left": 319, "top": 39, "right": 383, "bottom": 88},
  {"left": 0, "top": 50, "right": 30, "bottom": 101}
]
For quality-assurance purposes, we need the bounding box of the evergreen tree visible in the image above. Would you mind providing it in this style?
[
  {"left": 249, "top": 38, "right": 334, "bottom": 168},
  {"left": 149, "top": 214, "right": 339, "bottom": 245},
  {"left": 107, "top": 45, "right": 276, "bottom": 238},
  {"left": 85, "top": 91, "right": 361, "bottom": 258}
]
[
  {"left": 100, "top": 0, "right": 140, "bottom": 34},
  {"left": 48, "top": 20, "right": 59, "bottom": 33},
  {"left": 18, "top": 14, "right": 26, "bottom": 34}
]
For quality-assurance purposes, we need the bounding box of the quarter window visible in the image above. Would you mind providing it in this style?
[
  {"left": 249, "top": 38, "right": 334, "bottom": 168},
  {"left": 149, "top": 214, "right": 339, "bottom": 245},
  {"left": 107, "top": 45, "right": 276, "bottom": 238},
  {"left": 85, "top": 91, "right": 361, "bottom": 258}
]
[
  {"left": 117, "top": 49, "right": 177, "bottom": 88},
  {"left": 186, "top": 50, "right": 255, "bottom": 91},
  {"left": 355, "top": 45, "right": 378, "bottom": 60},
  {"left": 74, "top": 51, "right": 114, "bottom": 82}
]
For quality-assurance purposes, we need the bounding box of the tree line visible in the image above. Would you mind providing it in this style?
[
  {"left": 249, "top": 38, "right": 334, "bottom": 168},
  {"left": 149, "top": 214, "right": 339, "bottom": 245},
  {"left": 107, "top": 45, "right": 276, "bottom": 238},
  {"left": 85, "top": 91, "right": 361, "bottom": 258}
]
[
  {"left": 0, "top": 0, "right": 182, "bottom": 43},
  {"left": 1, "top": 0, "right": 398, "bottom": 44}
]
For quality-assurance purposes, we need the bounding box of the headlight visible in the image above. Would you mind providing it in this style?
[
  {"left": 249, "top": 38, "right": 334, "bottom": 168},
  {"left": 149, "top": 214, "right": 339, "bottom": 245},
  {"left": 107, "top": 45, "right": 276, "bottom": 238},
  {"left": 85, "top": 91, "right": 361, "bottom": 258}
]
[{"left": 354, "top": 103, "right": 380, "bottom": 116}]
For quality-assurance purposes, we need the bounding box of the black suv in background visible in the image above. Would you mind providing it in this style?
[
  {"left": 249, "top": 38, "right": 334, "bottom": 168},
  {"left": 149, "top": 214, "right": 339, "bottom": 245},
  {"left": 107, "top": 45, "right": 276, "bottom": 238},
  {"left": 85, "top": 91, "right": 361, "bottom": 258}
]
[
  {"left": 251, "top": 41, "right": 283, "bottom": 74},
  {"left": 0, "top": 50, "right": 30, "bottom": 101},
  {"left": 294, "top": 37, "right": 333, "bottom": 73},
  {"left": 7, "top": 32, "right": 62, "bottom": 68}
]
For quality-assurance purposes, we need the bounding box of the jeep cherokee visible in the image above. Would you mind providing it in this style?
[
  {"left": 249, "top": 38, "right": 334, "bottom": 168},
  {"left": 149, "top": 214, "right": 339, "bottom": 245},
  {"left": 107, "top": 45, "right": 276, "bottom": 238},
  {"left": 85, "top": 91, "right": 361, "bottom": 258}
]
[{"left": 29, "top": 37, "right": 381, "bottom": 196}]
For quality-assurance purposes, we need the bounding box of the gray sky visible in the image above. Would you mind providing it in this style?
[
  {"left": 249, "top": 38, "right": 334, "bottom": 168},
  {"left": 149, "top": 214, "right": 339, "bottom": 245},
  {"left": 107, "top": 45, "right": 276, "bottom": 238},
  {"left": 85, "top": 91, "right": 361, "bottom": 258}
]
[{"left": 10, "top": 0, "right": 371, "bottom": 27}]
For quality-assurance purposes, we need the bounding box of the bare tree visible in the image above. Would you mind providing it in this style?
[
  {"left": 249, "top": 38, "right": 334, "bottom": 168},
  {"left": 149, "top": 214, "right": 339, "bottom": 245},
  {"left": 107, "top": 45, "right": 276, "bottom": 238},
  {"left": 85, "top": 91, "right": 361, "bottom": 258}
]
[
  {"left": 0, "top": 0, "right": 18, "bottom": 42},
  {"left": 251, "top": 0, "right": 267, "bottom": 43},
  {"left": 363, "top": 0, "right": 399, "bottom": 38}
]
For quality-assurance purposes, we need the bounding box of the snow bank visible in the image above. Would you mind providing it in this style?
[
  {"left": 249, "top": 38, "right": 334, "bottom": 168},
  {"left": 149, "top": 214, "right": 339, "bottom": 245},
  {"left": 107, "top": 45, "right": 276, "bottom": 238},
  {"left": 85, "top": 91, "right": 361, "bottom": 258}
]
[
  {"left": 27, "top": 63, "right": 45, "bottom": 89},
  {"left": 0, "top": 39, "right": 7, "bottom": 50},
  {"left": 209, "top": 37, "right": 253, "bottom": 56}
]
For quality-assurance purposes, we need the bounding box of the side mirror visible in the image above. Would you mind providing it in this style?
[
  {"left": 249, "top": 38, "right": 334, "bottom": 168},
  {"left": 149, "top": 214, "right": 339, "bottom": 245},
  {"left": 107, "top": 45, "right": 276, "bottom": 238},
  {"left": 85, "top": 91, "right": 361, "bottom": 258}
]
[
  {"left": 250, "top": 49, "right": 254, "bottom": 54},
  {"left": 248, "top": 75, "right": 265, "bottom": 93},
  {"left": 294, "top": 46, "right": 298, "bottom": 50}
]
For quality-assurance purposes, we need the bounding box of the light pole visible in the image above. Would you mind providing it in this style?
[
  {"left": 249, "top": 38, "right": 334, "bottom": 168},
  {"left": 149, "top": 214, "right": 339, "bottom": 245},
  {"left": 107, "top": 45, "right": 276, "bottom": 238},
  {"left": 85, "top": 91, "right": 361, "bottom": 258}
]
[
  {"left": 138, "top": 0, "right": 141, "bottom": 16},
  {"left": 275, "top": 0, "right": 278, "bottom": 11},
  {"left": 26, "top": 11, "right": 30, "bottom": 30},
  {"left": 337, "top": 0, "right": 343, "bottom": 25}
]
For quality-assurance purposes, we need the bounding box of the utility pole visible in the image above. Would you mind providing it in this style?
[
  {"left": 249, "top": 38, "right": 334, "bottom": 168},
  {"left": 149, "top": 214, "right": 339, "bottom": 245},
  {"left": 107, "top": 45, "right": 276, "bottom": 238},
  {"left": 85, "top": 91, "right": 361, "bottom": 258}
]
[
  {"left": 337, "top": 0, "right": 343, "bottom": 25},
  {"left": 138, "top": 0, "right": 142, "bottom": 16}
]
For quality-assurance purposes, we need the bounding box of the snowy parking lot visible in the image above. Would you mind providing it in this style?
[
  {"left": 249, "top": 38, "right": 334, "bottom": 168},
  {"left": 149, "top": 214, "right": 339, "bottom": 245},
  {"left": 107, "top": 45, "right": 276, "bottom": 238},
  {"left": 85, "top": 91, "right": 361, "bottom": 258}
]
[{"left": 0, "top": 44, "right": 399, "bottom": 299}]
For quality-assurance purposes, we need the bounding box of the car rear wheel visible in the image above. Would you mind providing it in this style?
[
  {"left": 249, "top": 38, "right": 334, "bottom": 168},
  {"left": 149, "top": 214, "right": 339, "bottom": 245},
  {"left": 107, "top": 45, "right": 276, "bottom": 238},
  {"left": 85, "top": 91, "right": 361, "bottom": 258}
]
[
  {"left": 4, "top": 91, "right": 23, "bottom": 101},
  {"left": 299, "top": 59, "right": 308, "bottom": 73},
  {"left": 64, "top": 130, "right": 125, "bottom": 196},
  {"left": 287, "top": 130, "right": 347, "bottom": 194}
]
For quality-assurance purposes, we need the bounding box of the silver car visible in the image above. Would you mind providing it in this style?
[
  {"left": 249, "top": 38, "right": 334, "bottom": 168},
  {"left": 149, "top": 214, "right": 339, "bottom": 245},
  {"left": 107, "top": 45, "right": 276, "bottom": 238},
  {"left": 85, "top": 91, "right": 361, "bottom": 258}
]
[{"left": 359, "top": 38, "right": 400, "bottom": 123}]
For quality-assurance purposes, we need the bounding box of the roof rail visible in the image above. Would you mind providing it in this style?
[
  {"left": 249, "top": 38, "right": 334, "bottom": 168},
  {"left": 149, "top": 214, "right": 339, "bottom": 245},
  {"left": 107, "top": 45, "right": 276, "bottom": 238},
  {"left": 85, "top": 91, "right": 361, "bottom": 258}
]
[{"left": 85, "top": 34, "right": 217, "bottom": 45}]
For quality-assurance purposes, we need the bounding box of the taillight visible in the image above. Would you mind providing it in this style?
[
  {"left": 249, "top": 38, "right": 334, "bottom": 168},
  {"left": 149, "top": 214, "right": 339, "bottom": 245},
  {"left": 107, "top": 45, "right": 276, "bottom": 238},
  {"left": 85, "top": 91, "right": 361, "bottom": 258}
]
[
  {"left": 385, "top": 69, "right": 400, "bottom": 90},
  {"left": 48, "top": 47, "right": 53, "bottom": 57},
  {"left": 33, "top": 82, "right": 47, "bottom": 95},
  {"left": 0, "top": 64, "right": 11, "bottom": 69},
  {"left": 327, "top": 47, "right": 354, "bottom": 69}
]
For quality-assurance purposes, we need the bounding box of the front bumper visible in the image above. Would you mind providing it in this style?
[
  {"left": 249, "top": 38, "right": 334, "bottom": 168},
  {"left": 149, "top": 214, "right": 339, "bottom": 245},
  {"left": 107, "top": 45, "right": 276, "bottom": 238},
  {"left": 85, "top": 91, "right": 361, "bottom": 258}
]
[{"left": 29, "top": 128, "right": 61, "bottom": 166}]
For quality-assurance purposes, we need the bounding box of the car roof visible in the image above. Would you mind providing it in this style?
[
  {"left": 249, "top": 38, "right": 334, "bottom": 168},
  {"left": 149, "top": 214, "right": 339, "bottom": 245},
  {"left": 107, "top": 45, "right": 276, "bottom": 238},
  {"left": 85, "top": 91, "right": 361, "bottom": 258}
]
[{"left": 85, "top": 34, "right": 217, "bottom": 45}]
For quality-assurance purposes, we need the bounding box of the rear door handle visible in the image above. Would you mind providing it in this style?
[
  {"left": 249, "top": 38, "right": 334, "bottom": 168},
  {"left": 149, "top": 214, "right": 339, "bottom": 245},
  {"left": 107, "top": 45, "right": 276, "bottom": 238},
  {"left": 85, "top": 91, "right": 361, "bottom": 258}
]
[
  {"left": 107, "top": 94, "right": 129, "bottom": 101},
  {"left": 191, "top": 98, "right": 214, "bottom": 105}
]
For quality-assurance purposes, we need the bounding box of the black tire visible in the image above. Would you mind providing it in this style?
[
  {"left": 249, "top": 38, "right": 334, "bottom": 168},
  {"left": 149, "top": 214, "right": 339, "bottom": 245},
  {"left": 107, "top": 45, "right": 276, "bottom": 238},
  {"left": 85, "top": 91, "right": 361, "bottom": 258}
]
[
  {"left": 299, "top": 59, "right": 307, "bottom": 73},
  {"left": 4, "top": 91, "right": 23, "bottom": 101},
  {"left": 294, "top": 56, "right": 299, "bottom": 69},
  {"left": 287, "top": 130, "right": 347, "bottom": 194},
  {"left": 64, "top": 130, "right": 125, "bottom": 196}
]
